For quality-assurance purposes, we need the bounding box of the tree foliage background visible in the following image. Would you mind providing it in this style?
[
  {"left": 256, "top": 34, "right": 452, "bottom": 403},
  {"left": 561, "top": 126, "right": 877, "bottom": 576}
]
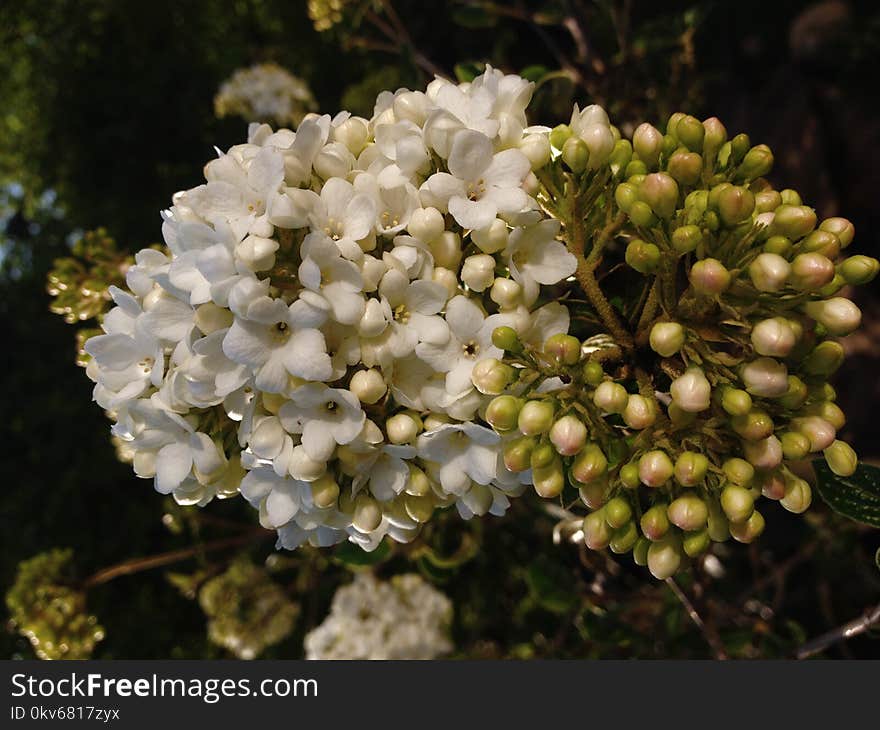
[{"left": 2, "top": 0, "right": 879, "bottom": 659}]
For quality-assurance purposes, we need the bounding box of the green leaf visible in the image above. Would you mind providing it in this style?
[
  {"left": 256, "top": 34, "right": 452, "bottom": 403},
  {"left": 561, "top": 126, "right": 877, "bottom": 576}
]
[
  {"left": 332, "top": 539, "right": 391, "bottom": 569},
  {"left": 453, "top": 62, "right": 483, "bottom": 83},
  {"left": 813, "top": 460, "right": 880, "bottom": 528},
  {"left": 520, "top": 65, "right": 549, "bottom": 83},
  {"left": 524, "top": 557, "right": 577, "bottom": 614}
]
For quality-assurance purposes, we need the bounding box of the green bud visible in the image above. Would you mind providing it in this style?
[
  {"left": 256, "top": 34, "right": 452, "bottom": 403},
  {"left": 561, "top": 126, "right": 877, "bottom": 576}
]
[
  {"left": 666, "top": 112, "right": 686, "bottom": 136},
  {"left": 615, "top": 182, "right": 639, "bottom": 212},
  {"left": 533, "top": 457, "right": 565, "bottom": 498},
  {"left": 722, "top": 457, "right": 755, "bottom": 486},
  {"left": 763, "top": 235, "right": 792, "bottom": 256},
  {"left": 571, "top": 443, "right": 608, "bottom": 484},
  {"left": 823, "top": 440, "right": 858, "bottom": 477},
  {"left": 731, "top": 410, "right": 774, "bottom": 441},
  {"left": 626, "top": 240, "right": 661, "bottom": 274},
  {"left": 707, "top": 501, "right": 730, "bottom": 542},
  {"left": 729, "top": 510, "right": 765, "bottom": 543},
  {"left": 562, "top": 136, "right": 590, "bottom": 173},
  {"left": 779, "top": 474, "right": 812, "bottom": 514},
  {"left": 684, "top": 189, "right": 709, "bottom": 219},
  {"left": 674, "top": 451, "right": 709, "bottom": 486},
  {"left": 682, "top": 529, "right": 711, "bottom": 558},
  {"left": 649, "top": 321, "right": 686, "bottom": 357},
  {"left": 544, "top": 333, "right": 581, "bottom": 366},
  {"left": 800, "top": 341, "right": 845, "bottom": 377},
  {"left": 549, "top": 123, "right": 572, "bottom": 150},
  {"left": 609, "top": 139, "right": 633, "bottom": 177},
  {"left": 778, "top": 375, "right": 809, "bottom": 409},
  {"left": 579, "top": 479, "right": 609, "bottom": 509},
  {"left": 628, "top": 200, "right": 658, "bottom": 228},
  {"left": 780, "top": 189, "right": 802, "bottom": 206},
  {"left": 661, "top": 133, "right": 678, "bottom": 159},
  {"left": 772, "top": 205, "right": 817, "bottom": 240},
  {"left": 640, "top": 172, "right": 680, "bottom": 218},
  {"left": 609, "top": 521, "right": 639, "bottom": 554},
  {"left": 619, "top": 462, "right": 641, "bottom": 489},
  {"left": 730, "top": 133, "right": 751, "bottom": 165},
  {"left": 503, "top": 436, "right": 536, "bottom": 473},
  {"left": 840, "top": 255, "right": 879, "bottom": 286},
  {"left": 755, "top": 190, "right": 782, "bottom": 213},
  {"left": 801, "top": 229, "right": 841, "bottom": 259},
  {"left": 720, "top": 387, "right": 753, "bottom": 416},
  {"left": 671, "top": 224, "right": 703, "bottom": 254},
  {"left": 668, "top": 402, "right": 697, "bottom": 426},
  {"left": 804, "top": 401, "right": 845, "bottom": 430},
  {"left": 633, "top": 536, "right": 651, "bottom": 566},
  {"left": 720, "top": 484, "right": 755, "bottom": 523},
  {"left": 582, "top": 360, "right": 604, "bottom": 386},
  {"left": 491, "top": 325, "right": 521, "bottom": 352},
  {"left": 625, "top": 160, "right": 648, "bottom": 178},
  {"left": 517, "top": 400, "right": 556, "bottom": 436},
  {"left": 676, "top": 115, "right": 705, "bottom": 152},
  {"left": 582, "top": 509, "right": 612, "bottom": 550},
  {"left": 819, "top": 217, "right": 855, "bottom": 248},
  {"left": 668, "top": 150, "right": 702, "bottom": 185},
  {"left": 605, "top": 496, "right": 633, "bottom": 529},
  {"left": 780, "top": 431, "right": 811, "bottom": 460},
  {"left": 648, "top": 535, "right": 683, "bottom": 579},
  {"left": 735, "top": 144, "right": 774, "bottom": 181},
  {"left": 471, "top": 357, "right": 515, "bottom": 395},
  {"left": 668, "top": 494, "right": 709, "bottom": 531},
  {"left": 641, "top": 504, "right": 671, "bottom": 541},
  {"left": 485, "top": 395, "right": 523, "bottom": 432},
  {"left": 702, "top": 117, "right": 727, "bottom": 166},
  {"left": 633, "top": 122, "right": 663, "bottom": 168},
  {"left": 530, "top": 441, "right": 556, "bottom": 470}
]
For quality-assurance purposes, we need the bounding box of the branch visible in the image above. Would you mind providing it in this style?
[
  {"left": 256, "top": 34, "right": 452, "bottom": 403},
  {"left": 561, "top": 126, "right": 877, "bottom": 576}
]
[
  {"left": 795, "top": 603, "right": 880, "bottom": 659},
  {"left": 666, "top": 577, "right": 729, "bottom": 660}
]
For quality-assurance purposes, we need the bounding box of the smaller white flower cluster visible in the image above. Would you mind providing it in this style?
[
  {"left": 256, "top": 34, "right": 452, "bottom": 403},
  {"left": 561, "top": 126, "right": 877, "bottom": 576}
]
[
  {"left": 85, "top": 66, "right": 597, "bottom": 552},
  {"left": 215, "top": 63, "right": 318, "bottom": 127},
  {"left": 304, "top": 573, "right": 453, "bottom": 659}
]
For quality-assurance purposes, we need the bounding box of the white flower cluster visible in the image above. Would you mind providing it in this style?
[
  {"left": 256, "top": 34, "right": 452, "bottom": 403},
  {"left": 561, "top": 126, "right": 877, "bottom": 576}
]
[
  {"left": 304, "top": 573, "right": 453, "bottom": 659},
  {"left": 85, "top": 66, "right": 595, "bottom": 552},
  {"left": 215, "top": 63, "right": 318, "bottom": 127}
]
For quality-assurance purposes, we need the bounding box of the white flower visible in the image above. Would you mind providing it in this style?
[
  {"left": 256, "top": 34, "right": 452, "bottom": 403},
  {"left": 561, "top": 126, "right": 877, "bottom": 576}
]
[
  {"left": 307, "top": 178, "right": 376, "bottom": 259},
  {"left": 416, "top": 422, "right": 499, "bottom": 496},
  {"left": 298, "top": 235, "right": 365, "bottom": 325},
  {"left": 505, "top": 219, "right": 575, "bottom": 305},
  {"left": 279, "top": 384, "right": 365, "bottom": 462}
]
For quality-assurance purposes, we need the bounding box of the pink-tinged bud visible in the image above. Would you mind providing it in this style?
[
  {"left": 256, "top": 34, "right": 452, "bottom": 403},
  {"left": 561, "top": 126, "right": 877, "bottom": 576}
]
[
  {"left": 803, "top": 298, "right": 862, "bottom": 336},
  {"left": 804, "top": 401, "right": 845, "bottom": 430},
  {"left": 717, "top": 186, "right": 756, "bottom": 226},
  {"left": 582, "top": 510, "right": 612, "bottom": 550},
  {"left": 544, "top": 333, "right": 582, "bottom": 365},
  {"left": 549, "top": 415, "right": 588, "bottom": 456},
  {"left": 751, "top": 317, "right": 798, "bottom": 357},
  {"left": 532, "top": 457, "right": 565, "bottom": 498},
  {"left": 571, "top": 444, "right": 608, "bottom": 484},
  {"left": 668, "top": 150, "right": 703, "bottom": 186},
  {"left": 648, "top": 535, "right": 683, "bottom": 579},
  {"left": 579, "top": 479, "right": 609, "bottom": 509},
  {"left": 801, "top": 229, "right": 841, "bottom": 259},
  {"left": 640, "top": 504, "right": 671, "bottom": 540},
  {"left": 772, "top": 205, "right": 817, "bottom": 240},
  {"left": 517, "top": 400, "right": 556, "bottom": 436},
  {"left": 780, "top": 474, "right": 812, "bottom": 514},
  {"left": 743, "top": 435, "right": 783, "bottom": 469},
  {"left": 471, "top": 358, "right": 514, "bottom": 395},
  {"left": 593, "top": 381, "right": 628, "bottom": 413},
  {"left": 702, "top": 117, "right": 727, "bottom": 162},
  {"left": 819, "top": 217, "right": 855, "bottom": 248},
  {"left": 741, "top": 357, "right": 789, "bottom": 398},
  {"left": 639, "top": 450, "right": 674, "bottom": 487},
  {"left": 728, "top": 510, "right": 765, "bottom": 543},
  {"left": 760, "top": 470, "right": 787, "bottom": 500},
  {"left": 720, "top": 484, "right": 755, "bottom": 523},
  {"left": 640, "top": 172, "right": 679, "bottom": 218},
  {"left": 674, "top": 451, "right": 710, "bottom": 486},
  {"left": 670, "top": 367, "right": 711, "bottom": 412},
  {"left": 689, "top": 258, "right": 731, "bottom": 295},
  {"left": 790, "top": 252, "right": 835, "bottom": 291},
  {"left": 668, "top": 494, "right": 709, "bottom": 531},
  {"left": 791, "top": 416, "right": 836, "bottom": 452},
  {"left": 649, "top": 321, "right": 686, "bottom": 357},
  {"left": 823, "top": 440, "right": 858, "bottom": 477},
  {"left": 623, "top": 394, "right": 656, "bottom": 429},
  {"left": 633, "top": 123, "right": 663, "bottom": 168},
  {"left": 749, "top": 253, "right": 791, "bottom": 293}
]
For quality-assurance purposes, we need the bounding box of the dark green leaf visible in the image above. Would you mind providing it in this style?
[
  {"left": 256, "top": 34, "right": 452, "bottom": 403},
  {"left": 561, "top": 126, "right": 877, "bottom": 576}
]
[
  {"left": 813, "top": 460, "right": 880, "bottom": 528},
  {"left": 453, "top": 62, "right": 483, "bottom": 83},
  {"left": 520, "top": 65, "right": 549, "bottom": 83},
  {"left": 331, "top": 539, "right": 391, "bottom": 569},
  {"left": 524, "top": 557, "right": 576, "bottom": 614}
]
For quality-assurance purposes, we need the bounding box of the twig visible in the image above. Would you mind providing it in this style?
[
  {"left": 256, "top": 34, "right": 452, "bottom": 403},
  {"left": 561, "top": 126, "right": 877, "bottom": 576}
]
[
  {"left": 666, "top": 577, "right": 729, "bottom": 660},
  {"left": 795, "top": 603, "right": 880, "bottom": 659}
]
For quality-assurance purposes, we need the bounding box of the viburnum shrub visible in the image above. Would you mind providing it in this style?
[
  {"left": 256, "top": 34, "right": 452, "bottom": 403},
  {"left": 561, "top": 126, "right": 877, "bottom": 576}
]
[{"left": 75, "top": 66, "right": 877, "bottom": 579}]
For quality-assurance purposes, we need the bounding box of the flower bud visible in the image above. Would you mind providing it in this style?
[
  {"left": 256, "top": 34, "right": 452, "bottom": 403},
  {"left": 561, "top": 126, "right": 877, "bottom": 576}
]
[
  {"left": 735, "top": 144, "right": 774, "bottom": 181},
  {"left": 610, "top": 521, "right": 639, "bottom": 554},
  {"left": 763, "top": 234, "right": 792, "bottom": 256},
  {"left": 707, "top": 501, "right": 730, "bottom": 542},
  {"left": 741, "top": 357, "right": 788, "bottom": 398},
  {"left": 502, "top": 436, "right": 535, "bottom": 473},
  {"left": 386, "top": 412, "right": 421, "bottom": 444},
  {"left": 430, "top": 231, "right": 462, "bottom": 270},
  {"left": 671, "top": 224, "right": 703, "bottom": 254},
  {"left": 461, "top": 254, "right": 496, "bottom": 292},
  {"left": 527, "top": 443, "right": 554, "bottom": 471},
  {"left": 803, "top": 298, "right": 862, "bottom": 336},
  {"left": 604, "top": 497, "right": 633, "bottom": 529},
  {"left": 549, "top": 415, "right": 588, "bottom": 456},
  {"left": 804, "top": 401, "right": 845, "bottom": 430},
  {"left": 334, "top": 117, "right": 369, "bottom": 154},
  {"left": 485, "top": 395, "right": 523, "bottom": 432},
  {"left": 749, "top": 253, "right": 791, "bottom": 292},
  {"left": 582, "top": 510, "right": 612, "bottom": 550},
  {"left": 615, "top": 182, "right": 639, "bottom": 212},
  {"left": 640, "top": 504, "right": 671, "bottom": 541},
  {"left": 648, "top": 536, "right": 683, "bottom": 579},
  {"left": 194, "top": 302, "right": 234, "bottom": 334},
  {"left": 683, "top": 529, "right": 711, "bottom": 558},
  {"left": 751, "top": 317, "right": 797, "bottom": 357},
  {"left": 533, "top": 458, "right": 565, "bottom": 498},
  {"left": 622, "top": 394, "right": 655, "bottom": 430},
  {"left": 675, "top": 452, "right": 709, "bottom": 486},
  {"left": 776, "top": 375, "right": 808, "bottom": 411},
  {"left": 717, "top": 186, "right": 755, "bottom": 226},
  {"left": 668, "top": 494, "right": 709, "bottom": 531},
  {"left": 517, "top": 400, "right": 556, "bottom": 436},
  {"left": 801, "top": 229, "right": 841, "bottom": 259},
  {"left": 720, "top": 387, "right": 753, "bottom": 416},
  {"left": 314, "top": 142, "right": 354, "bottom": 180},
  {"left": 667, "top": 402, "right": 696, "bottom": 427},
  {"left": 579, "top": 478, "right": 609, "bottom": 509},
  {"left": 490, "top": 277, "right": 522, "bottom": 310},
  {"left": 350, "top": 368, "right": 387, "bottom": 404},
  {"left": 594, "top": 381, "right": 629, "bottom": 414},
  {"left": 580, "top": 123, "right": 615, "bottom": 169},
  {"left": 702, "top": 117, "right": 727, "bottom": 164},
  {"left": 728, "top": 510, "right": 765, "bottom": 543},
  {"left": 431, "top": 267, "right": 459, "bottom": 298},
  {"left": 720, "top": 484, "right": 755, "bottom": 523},
  {"left": 562, "top": 136, "right": 589, "bottom": 173},
  {"left": 544, "top": 333, "right": 581, "bottom": 366},
  {"left": 628, "top": 200, "right": 658, "bottom": 228},
  {"left": 310, "top": 473, "right": 340, "bottom": 509},
  {"left": 582, "top": 360, "right": 604, "bottom": 386},
  {"left": 780, "top": 188, "right": 802, "bottom": 206},
  {"left": 236, "top": 235, "right": 279, "bottom": 271},
  {"left": 619, "top": 461, "right": 641, "bottom": 489},
  {"left": 639, "top": 450, "right": 674, "bottom": 487},
  {"left": 353, "top": 494, "right": 383, "bottom": 532},
  {"left": 722, "top": 457, "right": 755, "bottom": 486},
  {"left": 570, "top": 443, "right": 607, "bottom": 484},
  {"left": 689, "top": 258, "right": 731, "bottom": 295},
  {"left": 780, "top": 475, "right": 812, "bottom": 514},
  {"left": 780, "top": 431, "right": 811, "bottom": 460},
  {"left": 649, "top": 321, "right": 686, "bottom": 357},
  {"left": 823, "top": 439, "right": 858, "bottom": 477},
  {"left": 640, "top": 173, "right": 679, "bottom": 219},
  {"left": 668, "top": 150, "right": 702, "bottom": 185},
  {"left": 758, "top": 470, "right": 786, "bottom": 500},
  {"left": 791, "top": 416, "right": 836, "bottom": 452},
  {"left": 408, "top": 207, "right": 445, "bottom": 244},
  {"left": 743, "top": 435, "right": 783, "bottom": 469},
  {"left": 472, "top": 217, "right": 509, "bottom": 254},
  {"left": 731, "top": 410, "right": 775, "bottom": 441},
  {"left": 404, "top": 493, "right": 435, "bottom": 523},
  {"left": 819, "top": 217, "right": 854, "bottom": 248},
  {"left": 549, "top": 123, "right": 572, "bottom": 150},
  {"left": 676, "top": 115, "right": 705, "bottom": 151},
  {"left": 756, "top": 190, "right": 783, "bottom": 212},
  {"left": 839, "top": 255, "right": 879, "bottom": 286},
  {"left": 772, "top": 204, "right": 817, "bottom": 240},
  {"left": 790, "top": 252, "right": 835, "bottom": 291},
  {"left": 633, "top": 123, "right": 663, "bottom": 167},
  {"left": 609, "top": 138, "right": 633, "bottom": 177},
  {"left": 520, "top": 132, "right": 551, "bottom": 170},
  {"left": 800, "top": 341, "right": 845, "bottom": 376},
  {"left": 625, "top": 239, "right": 661, "bottom": 274},
  {"left": 471, "top": 358, "right": 514, "bottom": 395},
  {"left": 670, "top": 366, "right": 711, "bottom": 412},
  {"left": 492, "top": 325, "right": 521, "bottom": 352}
]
